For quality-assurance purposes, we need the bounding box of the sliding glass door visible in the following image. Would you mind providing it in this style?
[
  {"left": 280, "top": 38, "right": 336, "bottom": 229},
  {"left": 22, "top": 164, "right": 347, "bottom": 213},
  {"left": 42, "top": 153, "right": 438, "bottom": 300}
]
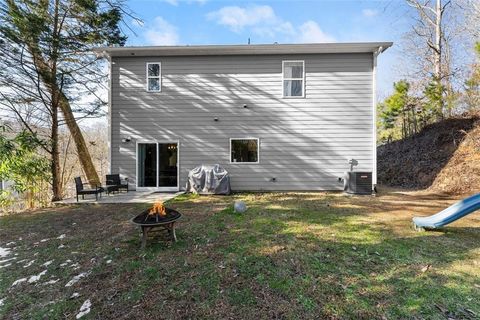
[
  {"left": 137, "top": 142, "right": 178, "bottom": 190},
  {"left": 158, "top": 143, "right": 178, "bottom": 187},
  {"left": 137, "top": 143, "right": 157, "bottom": 187}
]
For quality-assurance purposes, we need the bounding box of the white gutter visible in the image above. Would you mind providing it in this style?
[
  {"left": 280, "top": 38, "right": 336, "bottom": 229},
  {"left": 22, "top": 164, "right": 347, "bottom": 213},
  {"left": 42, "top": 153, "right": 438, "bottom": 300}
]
[
  {"left": 93, "top": 42, "right": 393, "bottom": 57},
  {"left": 107, "top": 53, "right": 112, "bottom": 174},
  {"left": 372, "top": 46, "right": 385, "bottom": 188}
]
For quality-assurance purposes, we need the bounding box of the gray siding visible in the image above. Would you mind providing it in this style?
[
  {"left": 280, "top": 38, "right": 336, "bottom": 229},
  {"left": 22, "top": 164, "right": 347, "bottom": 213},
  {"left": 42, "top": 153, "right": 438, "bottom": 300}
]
[{"left": 110, "top": 53, "right": 374, "bottom": 191}]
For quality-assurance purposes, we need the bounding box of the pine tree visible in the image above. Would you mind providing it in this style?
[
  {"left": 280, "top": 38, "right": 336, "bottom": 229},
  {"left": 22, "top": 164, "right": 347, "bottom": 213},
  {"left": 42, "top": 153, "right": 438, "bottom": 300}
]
[
  {"left": 378, "top": 80, "right": 412, "bottom": 143},
  {"left": 464, "top": 43, "right": 480, "bottom": 112},
  {"left": 423, "top": 78, "right": 445, "bottom": 122},
  {"left": 0, "top": 0, "right": 127, "bottom": 200}
]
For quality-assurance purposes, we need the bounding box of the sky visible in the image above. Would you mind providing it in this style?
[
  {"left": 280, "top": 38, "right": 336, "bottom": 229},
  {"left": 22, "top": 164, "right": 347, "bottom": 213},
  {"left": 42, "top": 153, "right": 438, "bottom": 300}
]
[{"left": 122, "top": 0, "right": 413, "bottom": 98}]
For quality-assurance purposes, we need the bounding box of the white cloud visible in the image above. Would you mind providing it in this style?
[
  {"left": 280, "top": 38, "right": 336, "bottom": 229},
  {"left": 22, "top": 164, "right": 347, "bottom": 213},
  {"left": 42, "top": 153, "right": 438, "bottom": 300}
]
[
  {"left": 161, "top": 0, "right": 207, "bottom": 6},
  {"left": 362, "top": 9, "right": 378, "bottom": 17},
  {"left": 144, "top": 17, "right": 179, "bottom": 45},
  {"left": 252, "top": 21, "right": 295, "bottom": 38},
  {"left": 207, "top": 5, "right": 334, "bottom": 43},
  {"left": 297, "top": 21, "right": 335, "bottom": 43},
  {"left": 207, "top": 5, "right": 278, "bottom": 33}
]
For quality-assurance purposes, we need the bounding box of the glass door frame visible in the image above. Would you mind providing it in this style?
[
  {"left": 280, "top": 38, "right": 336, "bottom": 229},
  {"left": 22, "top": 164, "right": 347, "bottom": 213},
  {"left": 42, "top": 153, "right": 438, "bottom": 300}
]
[{"left": 135, "top": 140, "right": 180, "bottom": 192}]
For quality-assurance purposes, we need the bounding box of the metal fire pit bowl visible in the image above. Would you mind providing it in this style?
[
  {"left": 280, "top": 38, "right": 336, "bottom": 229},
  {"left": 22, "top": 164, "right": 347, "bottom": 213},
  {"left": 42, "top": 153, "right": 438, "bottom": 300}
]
[{"left": 130, "top": 207, "right": 182, "bottom": 248}]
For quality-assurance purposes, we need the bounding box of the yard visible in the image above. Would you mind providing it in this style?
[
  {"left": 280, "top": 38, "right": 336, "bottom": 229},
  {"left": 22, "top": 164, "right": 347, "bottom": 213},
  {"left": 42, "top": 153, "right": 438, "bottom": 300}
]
[{"left": 1, "top": 189, "right": 479, "bottom": 319}]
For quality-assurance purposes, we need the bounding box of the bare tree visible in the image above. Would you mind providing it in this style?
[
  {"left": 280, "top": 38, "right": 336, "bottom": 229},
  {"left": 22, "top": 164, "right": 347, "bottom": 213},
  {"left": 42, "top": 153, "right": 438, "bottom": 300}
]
[
  {"left": 461, "top": 0, "right": 480, "bottom": 39},
  {"left": 401, "top": 0, "right": 479, "bottom": 117},
  {"left": 405, "top": 0, "right": 452, "bottom": 116},
  {"left": 407, "top": 1, "right": 447, "bottom": 81}
]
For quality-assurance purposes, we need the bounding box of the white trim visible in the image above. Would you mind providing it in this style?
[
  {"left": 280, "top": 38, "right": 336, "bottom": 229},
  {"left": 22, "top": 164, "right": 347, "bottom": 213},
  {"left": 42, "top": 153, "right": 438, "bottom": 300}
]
[
  {"left": 146, "top": 62, "right": 162, "bottom": 92},
  {"left": 135, "top": 141, "right": 155, "bottom": 190},
  {"left": 135, "top": 140, "right": 180, "bottom": 191},
  {"left": 282, "top": 60, "right": 305, "bottom": 98},
  {"left": 229, "top": 138, "right": 260, "bottom": 164},
  {"left": 372, "top": 50, "right": 380, "bottom": 187},
  {"left": 94, "top": 42, "right": 394, "bottom": 58},
  {"left": 108, "top": 56, "right": 113, "bottom": 174}
]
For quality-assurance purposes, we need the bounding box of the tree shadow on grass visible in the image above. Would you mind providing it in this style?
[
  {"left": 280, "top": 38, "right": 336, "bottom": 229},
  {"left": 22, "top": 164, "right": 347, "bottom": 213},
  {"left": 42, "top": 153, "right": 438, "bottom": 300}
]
[
  {"left": 198, "top": 195, "right": 480, "bottom": 319},
  {"left": 112, "top": 192, "right": 479, "bottom": 318},
  {"left": 220, "top": 228, "right": 478, "bottom": 318}
]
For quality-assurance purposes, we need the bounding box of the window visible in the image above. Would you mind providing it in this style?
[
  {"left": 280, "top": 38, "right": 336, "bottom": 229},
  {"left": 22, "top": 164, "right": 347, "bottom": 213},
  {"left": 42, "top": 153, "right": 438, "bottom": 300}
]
[
  {"left": 282, "top": 60, "right": 304, "bottom": 97},
  {"left": 146, "top": 62, "right": 161, "bottom": 92},
  {"left": 230, "top": 138, "right": 259, "bottom": 163}
]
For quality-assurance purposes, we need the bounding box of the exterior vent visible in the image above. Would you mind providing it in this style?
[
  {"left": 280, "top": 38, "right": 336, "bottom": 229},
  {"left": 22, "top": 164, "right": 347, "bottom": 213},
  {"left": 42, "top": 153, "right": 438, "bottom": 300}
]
[{"left": 343, "top": 172, "right": 372, "bottom": 195}]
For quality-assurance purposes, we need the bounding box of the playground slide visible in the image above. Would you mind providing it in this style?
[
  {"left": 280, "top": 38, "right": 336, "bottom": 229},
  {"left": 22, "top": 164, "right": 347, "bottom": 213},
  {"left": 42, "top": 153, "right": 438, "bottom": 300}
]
[{"left": 412, "top": 193, "right": 480, "bottom": 229}]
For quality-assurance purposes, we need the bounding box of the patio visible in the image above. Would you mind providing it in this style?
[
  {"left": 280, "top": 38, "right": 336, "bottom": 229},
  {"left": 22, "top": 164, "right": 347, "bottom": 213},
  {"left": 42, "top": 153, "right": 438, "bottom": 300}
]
[{"left": 56, "top": 190, "right": 183, "bottom": 204}]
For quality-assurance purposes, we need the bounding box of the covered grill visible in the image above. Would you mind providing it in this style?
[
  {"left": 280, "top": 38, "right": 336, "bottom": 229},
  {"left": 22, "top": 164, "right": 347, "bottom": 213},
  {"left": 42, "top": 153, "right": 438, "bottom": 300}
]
[{"left": 186, "top": 164, "right": 231, "bottom": 195}]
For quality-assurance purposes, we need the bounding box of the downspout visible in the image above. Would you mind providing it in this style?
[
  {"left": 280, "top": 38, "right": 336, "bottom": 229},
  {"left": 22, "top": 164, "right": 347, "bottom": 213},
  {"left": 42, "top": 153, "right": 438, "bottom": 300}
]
[
  {"left": 107, "top": 53, "right": 113, "bottom": 175},
  {"left": 372, "top": 46, "right": 384, "bottom": 189}
]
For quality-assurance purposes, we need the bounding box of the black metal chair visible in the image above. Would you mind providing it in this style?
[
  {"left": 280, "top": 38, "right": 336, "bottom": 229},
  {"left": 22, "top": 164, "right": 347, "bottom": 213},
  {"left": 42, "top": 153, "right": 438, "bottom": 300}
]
[
  {"left": 74, "top": 177, "right": 103, "bottom": 202},
  {"left": 105, "top": 174, "right": 129, "bottom": 194}
]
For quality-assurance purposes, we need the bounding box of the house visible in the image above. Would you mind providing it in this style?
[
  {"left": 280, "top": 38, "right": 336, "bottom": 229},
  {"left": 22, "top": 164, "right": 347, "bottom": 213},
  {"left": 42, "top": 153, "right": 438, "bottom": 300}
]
[{"left": 95, "top": 42, "right": 392, "bottom": 192}]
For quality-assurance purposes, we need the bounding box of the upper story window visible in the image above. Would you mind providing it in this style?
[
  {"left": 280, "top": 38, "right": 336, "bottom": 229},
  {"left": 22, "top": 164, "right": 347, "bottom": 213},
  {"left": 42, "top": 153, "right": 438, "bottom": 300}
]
[
  {"left": 146, "top": 62, "right": 161, "bottom": 92},
  {"left": 230, "top": 138, "right": 259, "bottom": 163},
  {"left": 282, "top": 60, "right": 304, "bottom": 98}
]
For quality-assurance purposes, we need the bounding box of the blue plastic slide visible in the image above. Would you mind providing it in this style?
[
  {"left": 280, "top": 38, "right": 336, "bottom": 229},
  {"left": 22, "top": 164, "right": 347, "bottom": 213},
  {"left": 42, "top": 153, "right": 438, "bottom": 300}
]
[{"left": 412, "top": 193, "right": 480, "bottom": 230}]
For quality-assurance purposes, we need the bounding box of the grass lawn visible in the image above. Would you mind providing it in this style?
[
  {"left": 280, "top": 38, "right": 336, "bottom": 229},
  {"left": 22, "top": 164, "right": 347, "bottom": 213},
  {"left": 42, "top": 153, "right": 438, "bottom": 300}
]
[{"left": 1, "top": 189, "right": 479, "bottom": 319}]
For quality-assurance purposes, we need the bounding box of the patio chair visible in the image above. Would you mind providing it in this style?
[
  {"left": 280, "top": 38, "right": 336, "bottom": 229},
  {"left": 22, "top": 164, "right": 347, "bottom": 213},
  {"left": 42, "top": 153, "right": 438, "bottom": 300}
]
[
  {"left": 74, "top": 177, "right": 103, "bottom": 202},
  {"left": 105, "top": 174, "right": 129, "bottom": 193}
]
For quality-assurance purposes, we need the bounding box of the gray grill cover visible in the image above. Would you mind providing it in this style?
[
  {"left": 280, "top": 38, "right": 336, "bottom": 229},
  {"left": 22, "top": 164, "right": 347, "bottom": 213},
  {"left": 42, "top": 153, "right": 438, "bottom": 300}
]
[{"left": 186, "top": 164, "right": 231, "bottom": 195}]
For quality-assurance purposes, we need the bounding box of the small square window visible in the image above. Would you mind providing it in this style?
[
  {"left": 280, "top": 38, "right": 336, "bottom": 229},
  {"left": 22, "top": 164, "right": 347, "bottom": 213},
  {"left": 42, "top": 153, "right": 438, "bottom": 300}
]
[
  {"left": 146, "top": 62, "right": 161, "bottom": 92},
  {"left": 230, "top": 139, "right": 259, "bottom": 163},
  {"left": 283, "top": 61, "right": 304, "bottom": 97}
]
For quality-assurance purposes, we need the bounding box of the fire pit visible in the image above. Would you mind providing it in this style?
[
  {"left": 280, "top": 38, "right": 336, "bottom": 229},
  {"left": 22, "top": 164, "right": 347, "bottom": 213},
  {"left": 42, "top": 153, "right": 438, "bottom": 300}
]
[{"left": 130, "top": 202, "right": 182, "bottom": 248}]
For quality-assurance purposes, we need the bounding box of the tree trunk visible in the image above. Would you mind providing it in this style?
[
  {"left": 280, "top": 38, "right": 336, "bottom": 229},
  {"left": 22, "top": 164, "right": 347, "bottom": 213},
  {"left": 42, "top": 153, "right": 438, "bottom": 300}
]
[
  {"left": 435, "top": 0, "right": 444, "bottom": 119},
  {"left": 27, "top": 51, "right": 101, "bottom": 189},
  {"left": 50, "top": 0, "right": 62, "bottom": 201},
  {"left": 434, "top": 0, "right": 442, "bottom": 80},
  {"left": 51, "top": 100, "right": 62, "bottom": 201},
  {"left": 444, "top": 39, "right": 454, "bottom": 117},
  {"left": 411, "top": 105, "right": 418, "bottom": 134},
  {"left": 58, "top": 91, "right": 101, "bottom": 187}
]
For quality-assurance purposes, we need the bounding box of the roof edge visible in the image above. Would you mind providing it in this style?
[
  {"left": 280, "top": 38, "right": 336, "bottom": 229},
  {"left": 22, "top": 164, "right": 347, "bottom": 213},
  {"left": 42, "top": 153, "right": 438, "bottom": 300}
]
[{"left": 93, "top": 42, "right": 393, "bottom": 58}]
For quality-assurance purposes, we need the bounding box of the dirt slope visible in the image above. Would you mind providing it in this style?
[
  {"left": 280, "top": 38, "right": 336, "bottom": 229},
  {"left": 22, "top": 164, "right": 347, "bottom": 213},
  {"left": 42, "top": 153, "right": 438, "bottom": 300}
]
[{"left": 377, "top": 116, "right": 480, "bottom": 194}]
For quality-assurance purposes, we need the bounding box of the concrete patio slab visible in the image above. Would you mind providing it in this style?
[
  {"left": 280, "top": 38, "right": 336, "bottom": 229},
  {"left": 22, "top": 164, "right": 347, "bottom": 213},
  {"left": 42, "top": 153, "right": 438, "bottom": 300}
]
[{"left": 55, "top": 191, "right": 184, "bottom": 204}]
